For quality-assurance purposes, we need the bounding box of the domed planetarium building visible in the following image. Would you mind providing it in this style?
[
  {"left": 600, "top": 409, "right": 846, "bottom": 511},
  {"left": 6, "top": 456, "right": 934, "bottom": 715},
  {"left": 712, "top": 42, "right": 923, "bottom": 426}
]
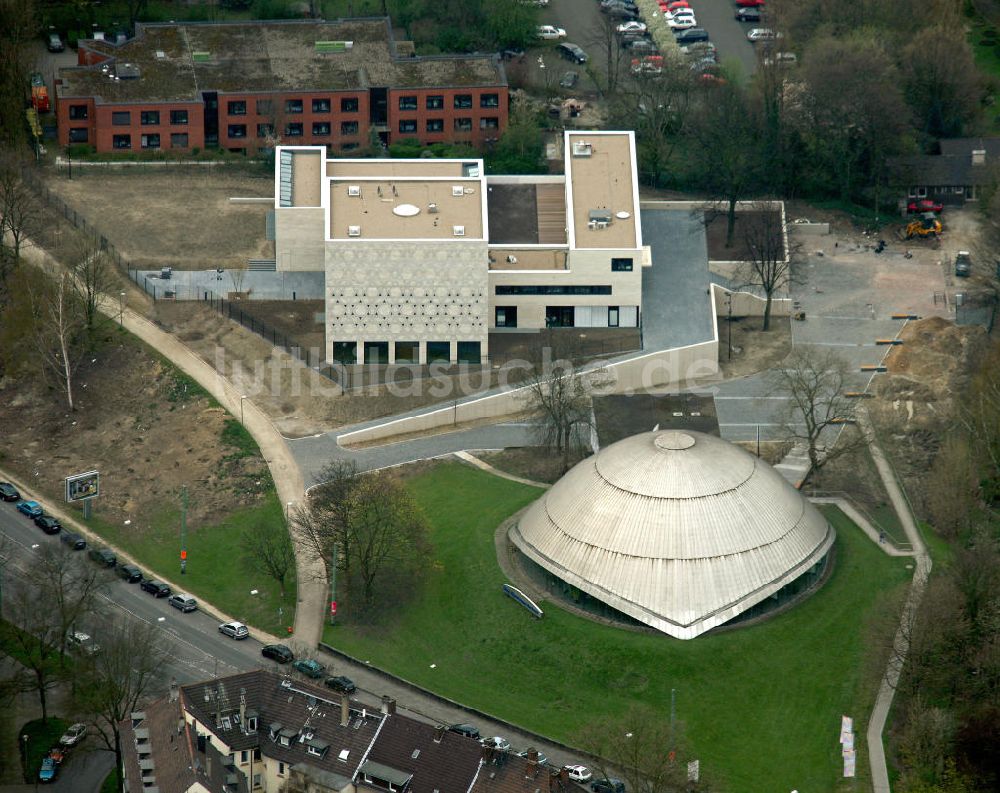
[{"left": 509, "top": 430, "right": 835, "bottom": 639}]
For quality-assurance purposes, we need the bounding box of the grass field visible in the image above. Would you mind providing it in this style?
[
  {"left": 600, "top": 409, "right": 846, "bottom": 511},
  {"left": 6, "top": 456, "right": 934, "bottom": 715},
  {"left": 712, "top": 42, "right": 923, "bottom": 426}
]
[
  {"left": 19, "top": 717, "right": 70, "bottom": 783},
  {"left": 324, "top": 464, "right": 911, "bottom": 793},
  {"left": 83, "top": 494, "right": 294, "bottom": 635}
]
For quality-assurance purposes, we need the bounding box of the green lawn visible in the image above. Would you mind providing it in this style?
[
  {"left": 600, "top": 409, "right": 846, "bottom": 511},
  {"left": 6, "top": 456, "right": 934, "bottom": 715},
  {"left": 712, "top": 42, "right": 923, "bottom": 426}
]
[
  {"left": 81, "top": 495, "right": 294, "bottom": 635},
  {"left": 19, "top": 717, "right": 70, "bottom": 783},
  {"left": 325, "top": 464, "right": 910, "bottom": 793}
]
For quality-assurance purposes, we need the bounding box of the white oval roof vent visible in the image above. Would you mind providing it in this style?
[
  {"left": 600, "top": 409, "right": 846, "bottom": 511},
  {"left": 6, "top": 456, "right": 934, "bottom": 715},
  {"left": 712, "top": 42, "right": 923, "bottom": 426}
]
[{"left": 393, "top": 204, "right": 420, "bottom": 217}]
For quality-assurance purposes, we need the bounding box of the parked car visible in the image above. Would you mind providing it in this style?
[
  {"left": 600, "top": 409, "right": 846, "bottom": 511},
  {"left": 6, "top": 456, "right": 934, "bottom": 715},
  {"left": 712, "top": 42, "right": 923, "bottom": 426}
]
[
  {"left": 88, "top": 547, "right": 117, "bottom": 567},
  {"left": 601, "top": 0, "right": 638, "bottom": 11},
  {"left": 591, "top": 780, "right": 626, "bottom": 793},
  {"left": 448, "top": 723, "right": 480, "bottom": 739},
  {"left": 292, "top": 658, "right": 326, "bottom": 679},
  {"left": 116, "top": 564, "right": 143, "bottom": 583},
  {"left": 955, "top": 250, "right": 972, "bottom": 277},
  {"left": 0, "top": 482, "right": 20, "bottom": 501},
  {"left": 38, "top": 757, "right": 57, "bottom": 783},
  {"left": 168, "top": 593, "right": 198, "bottom": 612},
  {"left": 48, "top": 747, "right": 65, "bottom": 765},
  {"left": 47, "top": 32, "right": 65, "bottom": 52},
  {"left": 17, "top": 500, "right": 43, "bottom": 518},
  {"left": 261, "top": 644, "right": 294, "bottom": 663},
  {"left": 60, "top": 532, "right": 86, "bottom": 550},
  {"left": 141, "top": 579, "right": 171, "bottom": 597},
  {"left": 481, "top": 736, "right": 511, "bottom": 752},
  {"left": 557, "top": 43, "right": 588, "bottom": 63},
  {"left": 762, "top": 50, "right": 797, "bottom": 66},
  {"left": 537, "top": 25, "right": 567, "bottom": 39},
  {"left": 625, "top": 38, "right": 658, "bottom": 52},
  {"left": 681, "top": 41, "right": 718, "bottom": 58},
  {"left": 735, "top": 7, "right": 761, "bottom": 21},
  {"left": 668, "top": 15, "right": 697, "bottom": 29},
  {"left": 59, "top": 723, "right": 88, "bottom": 747},
  {"left": 565, "top": 766, "right": 593, "bottom": 783},
  {"left": 674, "top": 27, "right": 710, "bottom": 43},
  {"left": 517, "top": 749, "right": 549, "bottom": 765},
  {"left": 34, "top": 515, "right": 61, "bottom": 534},
  {"left": 559, "top": 70, "right": 579, "bottom": 89},
  {"left": 603, "top": 5, "right": 638, "bottom": 17},
  {"left": 616, "top": 21, "right": 647, "bottom": 34},
  {"left": 746, "top": 27, "right": 777, "bottom": 41},
  {"left": 218, "top": 621, "right": 249, "bottom": 639},
  {"left": 907, "top": 198, "right": 944, "bottom": 214},
  {"left": 68, "top": 630, "right": 100, "bottom": 655},
  {"left": 324, "top": 675, "right": 357, "bottom": 694},
  {"left": 735, "top": 0, "right": 765, "bottom": 6}
]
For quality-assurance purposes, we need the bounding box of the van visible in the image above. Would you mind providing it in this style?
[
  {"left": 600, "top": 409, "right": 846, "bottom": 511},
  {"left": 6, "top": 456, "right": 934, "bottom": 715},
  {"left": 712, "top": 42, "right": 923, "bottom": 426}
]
[
  {"left": 168, "top": 593, "right": 198, "bottom": 613},
  {"left": 448, "top": 724, "right": 481, "bottom": 740}
]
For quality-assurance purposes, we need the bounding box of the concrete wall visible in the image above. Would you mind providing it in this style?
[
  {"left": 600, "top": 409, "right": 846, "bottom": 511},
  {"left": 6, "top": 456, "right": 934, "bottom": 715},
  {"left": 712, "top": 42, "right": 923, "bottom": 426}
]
[
  {"left": 275, "top": 207, "right": 326, "bottom": 271},
  {"left": 711, "top": 282, "right": 793, "bottom": 317}
]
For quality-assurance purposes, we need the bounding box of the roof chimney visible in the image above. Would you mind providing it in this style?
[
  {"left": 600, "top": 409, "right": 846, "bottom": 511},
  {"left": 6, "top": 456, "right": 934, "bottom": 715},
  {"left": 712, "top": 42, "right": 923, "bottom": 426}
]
[
  {"left": 381, "top": 696, "right": 396, "bottom": 715},
  {"left": 340, "top": 694, "right": 350, "bottom": 727},
  {"left": 559, "top": 767, "right": 569, "bottom": 784},
  {"left": 972, "top": 149, "right": 986, "bottom": 166},
  {"left": 481, "top": 744, "right": 494, "bottom": 762},
  {"left": 527, "top": 748, "right": 538, "bottom": 764},
  {"left": 433, "top": 725, "right": 446, "bottom": 744}
]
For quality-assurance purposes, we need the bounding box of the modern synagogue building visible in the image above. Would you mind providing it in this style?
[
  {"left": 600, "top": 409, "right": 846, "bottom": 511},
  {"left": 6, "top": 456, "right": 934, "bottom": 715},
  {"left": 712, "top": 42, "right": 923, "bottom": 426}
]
[{"left": 510, "top": 430, "right": 836, "bottom": 639}]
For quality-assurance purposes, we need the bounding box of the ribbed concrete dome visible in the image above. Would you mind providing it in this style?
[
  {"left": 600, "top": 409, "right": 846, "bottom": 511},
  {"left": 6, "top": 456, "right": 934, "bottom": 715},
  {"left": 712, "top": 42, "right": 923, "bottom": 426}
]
[{"left": 510, "top": 430, "right": 835, "bottom": 639}]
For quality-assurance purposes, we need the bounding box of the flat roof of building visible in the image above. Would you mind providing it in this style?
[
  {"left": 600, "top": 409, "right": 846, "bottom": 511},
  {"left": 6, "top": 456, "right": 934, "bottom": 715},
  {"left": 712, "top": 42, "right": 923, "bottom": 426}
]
[
  {"left": 328, "top": 158, "right": 486, "bottom": 240},
  {"left": 565, "top": 132, "right": 640, "bottom": 250},
  {"left": 488, "top": 248, "right": 568, "bottom": 270},
  {"left": 486, "top": 182, "right": 567, "bottom": 246},
  {"left": 56, "top": 18, "right": 505, "bottom": 103}
]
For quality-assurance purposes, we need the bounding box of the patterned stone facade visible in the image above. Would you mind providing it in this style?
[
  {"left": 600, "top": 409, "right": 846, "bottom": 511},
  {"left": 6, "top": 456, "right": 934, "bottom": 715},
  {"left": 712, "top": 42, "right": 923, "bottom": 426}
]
[{"left": 326, "top": 240, "right": 489, "bottom": 362}]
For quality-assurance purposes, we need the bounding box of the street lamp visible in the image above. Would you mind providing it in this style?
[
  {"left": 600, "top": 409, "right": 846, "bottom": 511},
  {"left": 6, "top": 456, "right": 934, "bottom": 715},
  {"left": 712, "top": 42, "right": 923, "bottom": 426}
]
[
  {"left": 21, "top": 734, "right": 29, "bottom": 784},
  {"left": 240, "top": 394, "right": 248, "bottom": 425},
  {"left": 285, "top": 501, "right": 294, "bottom": 523},
  {"left": 118, "top": 291, "right": 126, "bottom": 326}
]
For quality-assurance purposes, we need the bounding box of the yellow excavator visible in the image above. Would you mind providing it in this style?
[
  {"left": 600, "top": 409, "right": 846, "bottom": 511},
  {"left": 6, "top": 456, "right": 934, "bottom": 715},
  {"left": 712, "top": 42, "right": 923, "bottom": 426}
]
[{"left": 904, "top": 212, "right": 942, "bottom": 239}]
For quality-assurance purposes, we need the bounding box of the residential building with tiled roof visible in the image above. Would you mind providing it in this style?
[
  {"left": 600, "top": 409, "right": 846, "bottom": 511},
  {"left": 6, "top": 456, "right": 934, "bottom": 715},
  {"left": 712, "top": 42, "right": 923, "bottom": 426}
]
[
  {"left": 53, "top": 18, "right": 508, "bottom": 154},
  {"left": 887, "top": 137, "right": 1000, "bottom": 206},
  {"left": 120, "top": 669, "right": 559, "bottom": 793}
]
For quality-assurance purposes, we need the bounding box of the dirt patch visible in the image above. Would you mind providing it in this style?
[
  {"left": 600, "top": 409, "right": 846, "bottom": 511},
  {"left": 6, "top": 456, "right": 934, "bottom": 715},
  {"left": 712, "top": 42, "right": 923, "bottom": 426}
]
[
  {"left": 490, "top": 327, "right": 641, "bottom": 363},
  {"left": 43, "top": 168, "right": 275, "bottom": 271},
  {"left": 705, "top": 210, "right": 784, "bottom": 261},
  {"left": 717, "top": 315, "right": 792, "bottom": 378},
  {"left": 478, "top": 447, "right": 590, "bottom": 484},
  {"left": 235, "top": 299, "right": 325, "bottom": 352},
  {"left": 0, "top": 331, "right": 271, "bottom": 532}
]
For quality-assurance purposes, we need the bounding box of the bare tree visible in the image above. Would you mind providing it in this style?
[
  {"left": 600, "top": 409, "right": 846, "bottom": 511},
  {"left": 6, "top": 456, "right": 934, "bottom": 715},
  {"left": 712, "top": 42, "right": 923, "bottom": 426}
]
[
  {"left": 29, "top": 271, "right": 86, "bottom": 410},
  {"left": 293, "top": 459, "right": 361, "bottom": 584},
  {"left": 586, "top": 13, "right": 629, "bottom": 97},
  {"left": 957, "top": 344, "right": 1000, "bottom": 500},
  {"left": 242, "top": 519, "right": 296, "bottom": 599},
  {"left": 229, "top": 266, "right": 247, "bottom": 296},
  {"left": 0, "top": 151, "right": 43, "bottom": 276},
  {"left": 770, "top": 347, "right": 864, "bottom": 473},
  {"left": 3, "top": 575, "right": 62, "bottom": 722},
  {"left": 74, "top": 617, "right": 172, "bottom": 793},
  {"left": 732, "top": 203, "right": 792, "bottom": 331},
  {"left": 0, "top": 1, "right": 37, "bottom": 147},
  {"left": 924, "top": 436, "right": 979, "bottom": 538},
  {"left": 576, "top": 705, "right": 707, "bottom": 793},
  {"left": 68, "top": 236, "right": 118, "bottom": 331},
  {"left": 342, "top": 473, "right": 430, "bottom": 608},
  {"left": 521, "top": 333, "right": 605, "bottom": 473}
]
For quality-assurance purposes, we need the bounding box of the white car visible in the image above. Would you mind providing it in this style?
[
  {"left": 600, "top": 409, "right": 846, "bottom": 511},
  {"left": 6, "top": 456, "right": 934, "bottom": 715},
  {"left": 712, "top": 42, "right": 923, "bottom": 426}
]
[
  {"left": 218, "top": 621, "right": 249, "bottom": 640},
  {"left": 668, "top": 16, "right": 697, "bottom": 28},
  {"left": 616, "top": 21, "right": 647, "bottom": 34},
  {"left": 537, "top": 25, "right": 567, "bottom": 39},
  {"left": 747, "top": 27, "right": 778, "bottom": 41},
  {"left": 665, "top": 8, "right": 694, "bottom": 19},
  {"left": 59, "top": 723, "right": 88, "bottom": 747},
  {"left": 68, "top": 631, "right": 100, "bottom": 655},
  {"left": 480, "top": 736, "right": 511, "bottom": 752},
  {"left": 565, "top": 765, "right": 593, "bottom": 783}
]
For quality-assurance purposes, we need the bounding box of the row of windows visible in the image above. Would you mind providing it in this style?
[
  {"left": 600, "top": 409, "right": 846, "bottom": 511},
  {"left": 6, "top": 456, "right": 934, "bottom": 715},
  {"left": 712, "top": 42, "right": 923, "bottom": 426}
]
[
  {"left": 112, "top": 109, "right": 189, "bottom": 126},
  {"left": 495, "top": 285, "right": 613, "bottom": 295},
  {"left": 227, "top": 121, "right": 361, "bottom": 139},
  {"left": 400, "top": 117, "right": 498, "bottom": 134},
  {"left": 112, "top": 133, "right": 188, "bottom": 150},
  {"left": 228, "top": 97, "right": 360, "bottom": 116},
  {"left": 398, "top": 93, "right": 499, "bottom": 111}
]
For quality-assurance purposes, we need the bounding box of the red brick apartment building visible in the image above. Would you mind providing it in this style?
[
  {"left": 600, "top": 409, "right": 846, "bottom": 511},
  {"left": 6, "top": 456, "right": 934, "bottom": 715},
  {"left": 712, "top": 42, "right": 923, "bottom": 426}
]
[{"left": 53, "top": 18, "right": 509, "bottom": 154}]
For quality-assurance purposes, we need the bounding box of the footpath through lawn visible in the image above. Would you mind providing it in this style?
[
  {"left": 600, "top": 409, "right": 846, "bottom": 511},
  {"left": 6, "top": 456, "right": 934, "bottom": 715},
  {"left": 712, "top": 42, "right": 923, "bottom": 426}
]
[{"left": 325, "top": 463, "right": 910, "bottom": 793}]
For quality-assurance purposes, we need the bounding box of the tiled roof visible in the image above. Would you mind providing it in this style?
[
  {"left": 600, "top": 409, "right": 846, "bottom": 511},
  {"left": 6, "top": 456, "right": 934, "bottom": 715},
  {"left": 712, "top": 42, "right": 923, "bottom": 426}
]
[
  {"left": 55, "top": 18, "right": 505, "bottom": 104},
  {"left": 887, "top": 138, "right": 1000, "bottom": 188},
  {"left": 120, "top": 696, "right": 199, "bottom": 793}
]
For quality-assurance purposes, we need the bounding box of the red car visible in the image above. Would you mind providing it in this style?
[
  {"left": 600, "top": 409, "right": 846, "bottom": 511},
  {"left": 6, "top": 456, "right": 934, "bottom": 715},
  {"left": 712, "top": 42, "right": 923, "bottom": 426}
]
[
  {"left": 907, "top": 199, "right": 944, "bottom": 214},
  {"left": 659, "top": 0, "right": 690, "bottom": 9},
  {"left": 735, "top": 0, "right": 765, "bottom": 6}
]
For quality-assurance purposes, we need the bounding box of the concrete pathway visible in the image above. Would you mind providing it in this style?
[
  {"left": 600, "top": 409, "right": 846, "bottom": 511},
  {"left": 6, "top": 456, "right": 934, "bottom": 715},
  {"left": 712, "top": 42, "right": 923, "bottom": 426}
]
[
  {"left": 454, "top": 451, "right": 551, "bottom": 488},
  {"left": 859, "top": 410, "right": 931, "bottom": 793},
  {"left": 807, "top": 497, "right": 915, "bottom": 557}
]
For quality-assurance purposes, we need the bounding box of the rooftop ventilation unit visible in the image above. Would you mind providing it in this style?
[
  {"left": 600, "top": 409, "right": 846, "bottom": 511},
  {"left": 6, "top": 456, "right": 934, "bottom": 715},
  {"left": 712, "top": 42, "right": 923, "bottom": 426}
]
[
  {"left": 155, "top": 50, "right": 166, "bottom": 59},
  {"left": 347, "top": 185, "right": 361, "bottom": 197},
  {"left": 348, "top": 226, "right": 361, "bottom": 237},
  {"left": 571, "top": 140, "right": 593, "bottom": 157},
  {"left": 427, "top": 203, "right": 438, "bottom": 214},
  {"left": 453, "top": 226, "right": 465, "bottom": 236},
  {"left": 452, "top": 186, "right": 464, "bottom": 197},
  {"left": 118, "top": 63, "right": 141, "bottom": 79}
]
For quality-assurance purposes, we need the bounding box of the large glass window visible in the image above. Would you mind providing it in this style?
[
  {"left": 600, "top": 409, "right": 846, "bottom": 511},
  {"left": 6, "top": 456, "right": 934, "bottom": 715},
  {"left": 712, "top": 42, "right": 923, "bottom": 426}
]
[
  {"left": 340, "top": 121, "right": 358, "bottom": 135},
  {"left": 611, "top": 257, "right": 633, "bottom": 272},
  {"left": 227, "top": 100, "right": 246, "bottom": 115},
  {"left": 480, "top": 93, "right": 499, "bottom": 108},
  {"left": 398, "top": 95, "right": 417, "bottom": 111},
  {"left": 69, "top": 105, "right": 88, "bottom": 120},
  {"left": 227, "top": 124, "right": 247, "bottom": 138},
  {"left": 340, "top": 97, "right": 358, "bottom": 113},
  {"left": 171, "top": 132, "right": 189, "bottom": 147},
  {"left": 113, "top": 134, "right": 132, "bottom": 149},
  {"left": 312, "top": 98, "right": 330, "bottom": 112},
  {"left": 112, "top": 111, "right": 131, "bottom": 126},
  {"left": 256, "top": 99, "right": 273, "bottom": 115},
  {"left": 312, "top": 121, "right": 331, "bottom": 136},
  {"left": 426, "top": 95, "right": 444, "bottom": 110},
  {"left": 68, "top": 128, "right": 88, "bottom": 143},
  {"left": 454, "top": 94, "right": 473, "bottom": 109},
  {"left": 454, "top": 118, "right": 472, "bottom": 132},
  {"left": 496, "top": 285, "right": 611, "bottom": 295},
  {"left": 494, "top": 306, "right": 517, "bottom": 328},
  {"left": 285, "top": 99, "right": 303, "bottom": 114},
  {"left": 480, "top": 117, "right": 499, "bottom": 130},
  {"left": 256, "top": 123, "right": 273, "bottom": 138},
  {"left": 140, "top": 133, "right": 160, "bottom": 149},
  {"left": 285, "top": 123, "right": 303, "bottom": 137},
  {"left": 398, "top": 120, "right": 417, "bottom": 134},
  {"left": 426, "top": 119, "right": 444, "bottom": 133},
  {"left": 170, "top": 109, "right": 188, "bottom": 124},
  {"left": 140, "top": 110, "right": 159, "bottom": 125},
  {"left": 457, "top": 342, "right": 481, "bottom": 364}
]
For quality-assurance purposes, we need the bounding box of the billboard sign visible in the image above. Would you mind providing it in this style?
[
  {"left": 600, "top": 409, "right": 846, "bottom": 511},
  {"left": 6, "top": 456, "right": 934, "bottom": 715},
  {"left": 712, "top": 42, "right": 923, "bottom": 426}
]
[{"left": 65, "top": 471, "right": 100, "bottom": 502}]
